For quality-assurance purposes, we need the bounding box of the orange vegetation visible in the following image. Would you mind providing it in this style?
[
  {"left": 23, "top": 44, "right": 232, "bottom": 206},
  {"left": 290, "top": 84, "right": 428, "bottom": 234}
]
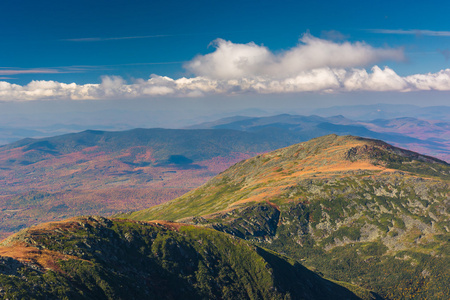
[
  {"left": 0, "top": 244, "right": 80, "bottom": 272},
  {"left": 0, "top": 145, "right": 256, "bottom": 239}
]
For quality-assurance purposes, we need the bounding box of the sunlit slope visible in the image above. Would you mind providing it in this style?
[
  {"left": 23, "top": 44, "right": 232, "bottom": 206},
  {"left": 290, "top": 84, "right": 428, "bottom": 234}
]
[
  {"left": 126, "top": 134, "right": 449, "bottom": 221},
  {"left": 0, "top": 216, "right": 371, "bottom": 300},
  {"left": 123, "top": 134, "right": 450, "bottom": 299}
]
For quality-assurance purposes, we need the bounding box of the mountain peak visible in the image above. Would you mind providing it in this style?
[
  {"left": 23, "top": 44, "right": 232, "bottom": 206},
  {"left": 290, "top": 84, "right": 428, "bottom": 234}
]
[
  {"left": 122, "top": 135, "right": 449, "bottom": 299},
  {"left": 287, "top": 134, "right": 447, "bottom": 166},
  {"left": 125, "top": 134, "right": 450, "bottom": 222}
]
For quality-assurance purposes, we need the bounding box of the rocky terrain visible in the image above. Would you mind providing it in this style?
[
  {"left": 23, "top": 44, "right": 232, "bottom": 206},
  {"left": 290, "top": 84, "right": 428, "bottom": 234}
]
[
  {"left": 124, "top": 135, "right": 450, "bottom": 299},
  {"left": 0, "top": 216, "right": 375, "bottom": 300}
]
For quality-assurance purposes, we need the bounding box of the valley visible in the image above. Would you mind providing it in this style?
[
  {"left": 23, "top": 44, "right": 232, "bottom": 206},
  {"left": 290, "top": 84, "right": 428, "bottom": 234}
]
[
  {"left": 1, "top": 114, "right": 449, "bottom": 240},
  {"left": 0, "top": 128, "right": 279, "bottom": 239}
]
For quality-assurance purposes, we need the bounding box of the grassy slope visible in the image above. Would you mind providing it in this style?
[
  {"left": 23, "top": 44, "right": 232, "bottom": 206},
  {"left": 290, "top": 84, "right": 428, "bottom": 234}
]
[
  {"left": 0, "top": 217, "right": 370, "bottom": 300},
  {"left": 122, "top": 135, "right": 450, "bottom": 299},
  {"left": 124, "top": 134, "right": 449, "bottom": 221}
]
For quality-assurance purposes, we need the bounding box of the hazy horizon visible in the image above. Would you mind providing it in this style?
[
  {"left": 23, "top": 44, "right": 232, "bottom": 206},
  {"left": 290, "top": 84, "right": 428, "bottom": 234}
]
[{"left": 1, "top": 0, "right": 449, "bottom": 143}]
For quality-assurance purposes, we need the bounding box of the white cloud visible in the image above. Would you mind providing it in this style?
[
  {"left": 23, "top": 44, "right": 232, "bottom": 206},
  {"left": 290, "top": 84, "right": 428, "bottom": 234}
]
[
  {"left": 0, "top": 68, "right": 63, "bottom": 75},
  {"left": 2, "top": 67, "right": 450, "bottom": 101},
  {"left": 405, "top": 69, "right": 450, "bottom": 91},
  {"left": 344, "top": 66, "right": 408, "bottom": 91},
  {"left": 185, "top": 39, "right": 274, "bottom": 79},
  {"left": 185, "top": 34, "right": 404, "bottom": 79},
  {"left": 370, "top": 29, "right": 450, "bottom": 37},
  {"left": 1, "top": 35, "right": 449, "bottom": 101}
]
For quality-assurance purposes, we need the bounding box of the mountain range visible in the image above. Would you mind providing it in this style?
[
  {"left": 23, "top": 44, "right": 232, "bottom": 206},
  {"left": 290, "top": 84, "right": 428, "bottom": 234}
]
[
  {"left": 312, "top": 104, "right": 450, "bottom": 121},
  {"left": 187, "top": 114, "right": 450, "bottom": 162},
  {"left": 0, "top": 128, "right": 294, "bottom": 239},
  {"left": 1, "top": 112, "right": 449, "bottom": 240},
  {"left": 0, "top": 133, "right": 448, "bottom": 299}
]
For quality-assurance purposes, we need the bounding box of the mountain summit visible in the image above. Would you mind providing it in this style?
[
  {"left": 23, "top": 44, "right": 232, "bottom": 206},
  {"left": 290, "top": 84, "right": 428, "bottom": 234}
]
[
  {"left": 124, "top": 135, "right": 450, "bottom": 299},
  {"left": 126, "top": 134, "right": 449, "bottom": 221}
]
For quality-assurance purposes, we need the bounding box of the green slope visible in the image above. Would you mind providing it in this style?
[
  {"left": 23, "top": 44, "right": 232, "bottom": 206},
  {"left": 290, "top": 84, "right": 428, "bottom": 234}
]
[
  {"left": 0, "top": 216, "right": 371, "bottom": 300},
  {"left": 123, "top": 134, "right": 449, "bottom": 221},
  {"left": 122, "top": 135, "right": 450, "bottom": 299}
]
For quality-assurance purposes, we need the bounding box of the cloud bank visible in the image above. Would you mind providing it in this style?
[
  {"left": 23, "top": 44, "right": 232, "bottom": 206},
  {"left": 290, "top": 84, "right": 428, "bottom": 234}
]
[{"left": 1, "top": 34, "right": 449, "bottom": 101}]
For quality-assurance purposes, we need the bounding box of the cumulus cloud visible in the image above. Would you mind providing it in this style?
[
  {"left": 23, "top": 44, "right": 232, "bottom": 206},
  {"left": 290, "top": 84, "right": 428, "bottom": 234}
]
[
  {"left": 1, "top": 34, "right": 449, "bottom": 101},
  {"left": 185, "top": 34, "right": 404, "bottom": 79},
  {"left": 1, "top": 67, "right": 450, "bottom": 101},
  {"left": 405, "top": 69, "right": 450, "bottom": 91},
  {"left": 344, "top": 66, "right": 408, "bottom": 91}
]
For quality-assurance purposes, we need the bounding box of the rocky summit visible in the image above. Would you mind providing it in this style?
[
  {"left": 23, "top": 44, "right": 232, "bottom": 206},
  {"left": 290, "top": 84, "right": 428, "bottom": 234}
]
[{"left": 123, "top": 135, "right": 450, "bottom": 299}]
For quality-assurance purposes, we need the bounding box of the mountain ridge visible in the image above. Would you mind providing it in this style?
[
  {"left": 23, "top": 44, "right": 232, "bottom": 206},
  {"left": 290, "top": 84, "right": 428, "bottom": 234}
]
[
  {"left": 122, "top": 134, "right": 450, "bottom": 299},
  {"left": 125, "top": 134, "right": 449, "bottom": 221},
  {"left": 0, "top": 216, "right": 376, "bottom": 300},
  {"left": 185, "top": 113, "right": 450, "bottom": 162}
]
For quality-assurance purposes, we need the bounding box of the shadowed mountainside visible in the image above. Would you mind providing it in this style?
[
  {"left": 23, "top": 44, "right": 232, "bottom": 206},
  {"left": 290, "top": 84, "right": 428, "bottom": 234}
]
[{"left": 0, "top": 216, "right": 376, "bottom": 300}]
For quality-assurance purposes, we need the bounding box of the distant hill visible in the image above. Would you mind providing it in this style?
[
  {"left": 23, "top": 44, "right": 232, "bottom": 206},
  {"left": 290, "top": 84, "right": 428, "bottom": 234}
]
[
  {"left": 0, "top": 128, "right": 300, "bottom": 239},
  {"left": 187, "top": 113, "right": 450, "bottom": 162},
  {"left": 313, "top": 104, "right": 450, "bottom": 121},
  {"left": 2, "top": 128, "right": 291, "bottom": 161},
  {"left": 2, "top": 114, "right": 449, "bottom": 239},
  {"left": 124, "top": 135, "right": 450, "bottom": 299},
  {"left": 0, "top": 216, "right": 375, "bottom": 300}
]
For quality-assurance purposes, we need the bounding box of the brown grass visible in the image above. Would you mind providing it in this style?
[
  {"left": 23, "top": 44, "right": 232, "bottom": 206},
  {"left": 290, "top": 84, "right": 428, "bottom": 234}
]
[{"left": 0, "top": 244, "right": 81, "bottom": 272}]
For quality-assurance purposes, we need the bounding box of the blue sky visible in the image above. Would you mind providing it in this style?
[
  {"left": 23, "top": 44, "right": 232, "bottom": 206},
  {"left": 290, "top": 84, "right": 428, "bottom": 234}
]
[{"left": 0, "top": 0, "right": 449, "bottom": 104}]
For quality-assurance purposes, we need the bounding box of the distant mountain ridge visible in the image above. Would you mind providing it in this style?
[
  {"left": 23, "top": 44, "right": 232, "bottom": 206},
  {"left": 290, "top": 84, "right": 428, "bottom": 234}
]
[
  {"left": 187, "top": 113, "right": 450, "bottom": 162},
  {"left": 0, "top": 127, "right": 302, "bottom": 239},
  {"left": 1, "top": 114, "right": 449, "bottom": 239},
  {"left": 2, "top": 128, "right": 289, "bottom": 162},
  {"left": 313, "top": 104, "right": 450, "bottom": 121}
]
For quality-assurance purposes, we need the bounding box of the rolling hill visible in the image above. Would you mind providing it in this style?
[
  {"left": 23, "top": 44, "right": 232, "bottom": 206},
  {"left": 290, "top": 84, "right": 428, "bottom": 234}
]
[
  {"left": 123, "top": 135, "right": 450, "bottom": 299},
  {"left": 0, "top": 128, "right": 298, "bottom": 239}
]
